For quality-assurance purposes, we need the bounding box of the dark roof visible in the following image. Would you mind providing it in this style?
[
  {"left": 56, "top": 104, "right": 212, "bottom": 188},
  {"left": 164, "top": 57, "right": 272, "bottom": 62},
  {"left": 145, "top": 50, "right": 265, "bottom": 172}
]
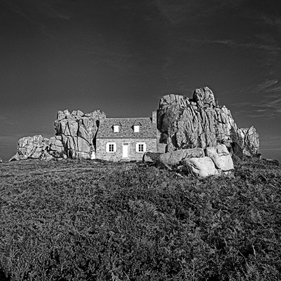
[{"left": 97, "top": 117, "right": 157, "bottom": 139}]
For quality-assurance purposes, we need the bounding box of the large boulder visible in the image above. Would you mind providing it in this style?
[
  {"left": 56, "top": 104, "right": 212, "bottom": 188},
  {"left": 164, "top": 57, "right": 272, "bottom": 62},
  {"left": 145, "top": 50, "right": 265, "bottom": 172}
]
[
  {"left": 53, "top": 109, "right": 106, "bottom": 159},
  {"left": 183, "top": 157, "right": 219, "bottom": 177},
  {"left": 157, "top": 86, "right": 259, "bottom": 156},
  {"left": 9, "top": 135, "right": 52, "bottom": 161},
  {"left": 205, "top": 144, "right": 234, "bottom": 171}
]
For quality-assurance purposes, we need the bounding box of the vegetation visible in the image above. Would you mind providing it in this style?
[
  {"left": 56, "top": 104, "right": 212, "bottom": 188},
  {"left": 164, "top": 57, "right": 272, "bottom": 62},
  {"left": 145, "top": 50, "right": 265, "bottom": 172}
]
[{"left": 0, "top": 157, "right": 280, "bottom": 280}]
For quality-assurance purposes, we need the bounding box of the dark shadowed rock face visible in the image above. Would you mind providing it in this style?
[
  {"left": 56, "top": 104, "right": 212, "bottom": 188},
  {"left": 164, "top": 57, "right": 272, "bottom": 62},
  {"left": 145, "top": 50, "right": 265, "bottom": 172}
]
[
  {"left": 53, "top": 109, "right": 106, "bottom": 159},
  {"left": 157, "top": 87, "right": 259, "bottom": 156}
]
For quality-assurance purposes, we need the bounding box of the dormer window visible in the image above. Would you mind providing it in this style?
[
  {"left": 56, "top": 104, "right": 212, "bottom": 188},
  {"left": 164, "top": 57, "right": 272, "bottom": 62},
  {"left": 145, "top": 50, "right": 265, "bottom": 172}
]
[
  {"left": 134, "top": 125, "right": 140, "bottom": 133},
  {"left": 113, "top": 125, "right": 119, "bottom": 132}
]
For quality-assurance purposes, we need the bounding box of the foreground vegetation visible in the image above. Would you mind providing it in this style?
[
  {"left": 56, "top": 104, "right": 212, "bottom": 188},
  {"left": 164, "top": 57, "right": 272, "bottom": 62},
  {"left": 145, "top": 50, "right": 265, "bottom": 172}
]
[{"left": 0, "top": 157, "right": 280, "bottom": 281}]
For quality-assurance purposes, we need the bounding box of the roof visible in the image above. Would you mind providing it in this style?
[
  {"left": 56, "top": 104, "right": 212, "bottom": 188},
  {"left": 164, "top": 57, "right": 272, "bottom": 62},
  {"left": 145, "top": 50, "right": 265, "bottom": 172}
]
[{"left": 97, "top": 117, "right": 157, "bottom": 139}]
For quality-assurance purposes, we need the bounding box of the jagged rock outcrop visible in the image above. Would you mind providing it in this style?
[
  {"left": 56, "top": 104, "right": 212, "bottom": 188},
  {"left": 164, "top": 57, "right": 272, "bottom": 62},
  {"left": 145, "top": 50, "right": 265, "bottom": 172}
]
[
  {"left": 157, "top": 87, "right": 259, "bottom": 156},
  {"left": 53, "top": 109, "right": 106, "bottom": 159},
  {"left": 236, "top": 126, "right": 259, "bottom": 156},
  {"left": 9, "top": 135, "right": 52, "bottom": 161}
]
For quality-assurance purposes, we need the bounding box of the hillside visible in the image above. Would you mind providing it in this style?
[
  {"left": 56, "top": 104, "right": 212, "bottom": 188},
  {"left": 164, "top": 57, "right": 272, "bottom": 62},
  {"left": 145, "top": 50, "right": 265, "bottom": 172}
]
[{"left": 0, "top": 158, "right": 281, "bottom": 280}]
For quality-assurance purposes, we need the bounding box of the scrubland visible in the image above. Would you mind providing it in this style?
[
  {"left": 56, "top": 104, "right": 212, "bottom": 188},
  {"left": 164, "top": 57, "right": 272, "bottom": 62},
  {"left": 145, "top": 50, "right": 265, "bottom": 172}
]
[{"left": 0, "top": 157, "right": 280, "bottom": 280}]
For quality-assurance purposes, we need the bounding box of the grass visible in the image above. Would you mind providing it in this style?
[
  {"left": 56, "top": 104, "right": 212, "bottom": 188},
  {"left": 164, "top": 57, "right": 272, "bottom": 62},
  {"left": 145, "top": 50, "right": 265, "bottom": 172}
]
[{"left": 0, "top": 157, "right": 280, "bottom": 280}]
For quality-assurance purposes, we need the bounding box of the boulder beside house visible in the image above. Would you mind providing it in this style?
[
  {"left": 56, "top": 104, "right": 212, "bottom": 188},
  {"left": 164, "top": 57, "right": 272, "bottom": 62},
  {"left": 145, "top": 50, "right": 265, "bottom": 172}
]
[{"left": 95, "top": 111, "right": 159, "bottom": 161}]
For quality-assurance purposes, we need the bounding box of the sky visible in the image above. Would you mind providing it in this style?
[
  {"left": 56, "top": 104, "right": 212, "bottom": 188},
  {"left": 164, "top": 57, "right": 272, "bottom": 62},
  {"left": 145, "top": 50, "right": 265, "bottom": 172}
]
[{"left": 0, "top": 0, "right": 280, "bottom": 162}]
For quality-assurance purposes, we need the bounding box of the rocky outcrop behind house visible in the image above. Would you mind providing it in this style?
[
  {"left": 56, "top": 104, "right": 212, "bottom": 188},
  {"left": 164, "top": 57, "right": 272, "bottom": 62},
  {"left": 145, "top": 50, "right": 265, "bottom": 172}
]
[
  {"left": 157, "top": 87, "right": 259, "bottom": 156},
  {"left": 9, "top": 135, "right": 52, "bottom": 161},
  {"left": 53, "top": 109, "right": 106, "bottom": 159}
]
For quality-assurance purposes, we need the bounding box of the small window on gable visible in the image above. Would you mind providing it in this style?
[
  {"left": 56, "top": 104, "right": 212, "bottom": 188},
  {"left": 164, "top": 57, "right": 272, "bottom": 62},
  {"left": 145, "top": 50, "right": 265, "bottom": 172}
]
[
  {"left": 136, "top": 142, "right": 146, "bottom": 153},
  {"left": 134, "top": 125, "right": 140, "bottom": 133},
  {"left": 106, "top": 142, "right": 116, "bottom": 153},
  {"left": 113, "top": 125, "right": 119, "bottom": 132}
]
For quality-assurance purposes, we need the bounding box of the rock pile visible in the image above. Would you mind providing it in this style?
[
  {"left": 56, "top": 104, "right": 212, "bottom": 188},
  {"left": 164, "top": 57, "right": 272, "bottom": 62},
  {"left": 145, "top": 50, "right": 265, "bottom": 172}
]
[
  {"left": 157, "top": 87, "right": 259, "bottom": 156},
  {"left": 144, "top": 144, "right": 234, "bottom": 177}
]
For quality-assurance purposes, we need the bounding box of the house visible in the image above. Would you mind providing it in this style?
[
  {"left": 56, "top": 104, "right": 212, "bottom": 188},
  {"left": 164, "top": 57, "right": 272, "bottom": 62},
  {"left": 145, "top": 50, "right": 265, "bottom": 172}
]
[{"left": 95, "top": 111, "right": 159, "bottom": 161}]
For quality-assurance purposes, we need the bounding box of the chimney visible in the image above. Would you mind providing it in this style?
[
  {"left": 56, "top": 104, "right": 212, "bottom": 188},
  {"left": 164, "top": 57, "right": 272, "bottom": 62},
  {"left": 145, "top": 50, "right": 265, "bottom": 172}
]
[{"left": 152, "top": 111, "right": 157, "bottom": 124}]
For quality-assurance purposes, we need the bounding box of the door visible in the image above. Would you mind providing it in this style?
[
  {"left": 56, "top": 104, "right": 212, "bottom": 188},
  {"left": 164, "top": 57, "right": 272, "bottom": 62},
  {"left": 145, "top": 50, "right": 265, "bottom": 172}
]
[{"left": 122, "top": 143, "right": 129, "bottom": 158}]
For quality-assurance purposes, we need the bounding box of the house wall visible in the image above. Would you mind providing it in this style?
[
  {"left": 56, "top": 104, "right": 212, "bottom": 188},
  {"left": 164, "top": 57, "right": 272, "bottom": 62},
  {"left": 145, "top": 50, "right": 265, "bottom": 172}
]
[{"left": 96, "top": 138, "right": 157, "bottom": 161}]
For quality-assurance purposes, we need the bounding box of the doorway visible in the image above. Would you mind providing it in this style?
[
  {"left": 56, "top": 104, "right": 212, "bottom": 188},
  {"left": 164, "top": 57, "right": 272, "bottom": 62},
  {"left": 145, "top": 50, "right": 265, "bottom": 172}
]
[{"left": 122, "top": 143, "right": 129, "bottom": 158}]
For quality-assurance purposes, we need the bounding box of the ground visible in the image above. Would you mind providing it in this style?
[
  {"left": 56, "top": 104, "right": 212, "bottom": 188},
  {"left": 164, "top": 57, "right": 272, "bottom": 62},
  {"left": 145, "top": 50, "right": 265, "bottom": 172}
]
[{"left": 0, "top": 157, "right": 280, "bottom": 280}]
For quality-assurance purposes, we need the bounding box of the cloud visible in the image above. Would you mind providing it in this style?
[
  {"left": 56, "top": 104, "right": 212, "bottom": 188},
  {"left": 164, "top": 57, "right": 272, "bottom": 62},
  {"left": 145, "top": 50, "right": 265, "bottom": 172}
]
[
  {"left": 153, "top": 0, "right": 244, "bottom": 25},
  {"left": 1, "top": 0, "right": 70, "bottom": 27},
  {"left": 211, "top": 39, "right": 281, "bottom": 53},
  {"left": 230, "top": 79, "right": 281, "bottom": 118}
]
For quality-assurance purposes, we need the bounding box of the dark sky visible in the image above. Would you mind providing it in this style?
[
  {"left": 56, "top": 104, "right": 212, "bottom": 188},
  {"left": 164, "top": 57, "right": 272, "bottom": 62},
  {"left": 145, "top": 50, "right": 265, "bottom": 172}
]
[{"left": 0, "top": 0, "right": 281, "bottom": 161}]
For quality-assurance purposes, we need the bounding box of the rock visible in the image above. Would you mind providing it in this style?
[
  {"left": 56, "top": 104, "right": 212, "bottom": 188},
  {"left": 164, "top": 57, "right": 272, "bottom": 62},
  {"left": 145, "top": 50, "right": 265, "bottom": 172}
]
[
  {"left": 237, "top": 126, "right": 259, "bottom": 156},
  {"left": 53, "top": 109, "right": 106, "bottom": 159},
  {"left": 205, "top": 144, "right": 234, "bottom": 171},
  {"left": 143, "top": 152, "right": 162, "bottom": 163},
  {"left": 157, "top": 86, "right": 259, "bottom": 156},
  {"left": 0, "top": 158, "right": 2, "bottom": 163},
  {"left": 48, "top": 136, "right": 65, "bottom": 158},
  {"left": 158, "top": 148, "right": 205, "bottom": 166},
  {"left": 9, "top": 135, "right": 50, "bottom": 161},
  {"left": 183, "top": 157, "right": 219, "bottom": 177},
  {"left": 192, "top": 87, "right": 216, "bottom": 108},
  {"left": 231, "top": 141, "right": 243, "bottom": 159}
]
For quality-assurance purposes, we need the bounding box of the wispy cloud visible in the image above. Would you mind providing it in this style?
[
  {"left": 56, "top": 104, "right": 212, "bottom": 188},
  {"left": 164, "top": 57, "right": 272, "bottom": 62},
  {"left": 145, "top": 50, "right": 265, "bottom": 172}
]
[
  {"left": 153, "top": 0, "right": 244, "bottom": 25},
  {"left": 231, "top": 79, "right": 281, "bottom": 118},
  {"left": 213, "top": 40, "right": 281, "bottom": 53}
]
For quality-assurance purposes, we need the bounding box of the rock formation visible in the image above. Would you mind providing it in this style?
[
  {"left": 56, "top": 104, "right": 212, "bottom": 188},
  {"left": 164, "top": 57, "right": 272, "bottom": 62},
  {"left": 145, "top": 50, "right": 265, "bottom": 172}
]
[
  {"left": 144, "top": 144, "right": 234, "bottom": 177},
  {"left": 9, "top": 86, "right": 259, "bottom": 164},
  {"left": 53, "top": 109, "right": 106, "bottom": 159},
  {"left": 9, "top": 135, "right": 52, "bottom": 161},
  {"left": 157, "top": 87, "right": 259, "bottom": 156}
]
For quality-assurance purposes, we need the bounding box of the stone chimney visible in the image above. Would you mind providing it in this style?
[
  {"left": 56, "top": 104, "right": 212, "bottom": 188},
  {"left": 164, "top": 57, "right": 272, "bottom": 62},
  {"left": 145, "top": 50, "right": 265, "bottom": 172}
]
[{"left": 152, "top": 111, "right": 157, "bottom": 124}]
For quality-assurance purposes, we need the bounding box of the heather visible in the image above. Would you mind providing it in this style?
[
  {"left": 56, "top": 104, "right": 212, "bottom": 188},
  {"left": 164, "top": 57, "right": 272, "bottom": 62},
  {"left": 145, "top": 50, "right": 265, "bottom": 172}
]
[{"left": 0, "top": 158, "right": 280, "bottom": 280}]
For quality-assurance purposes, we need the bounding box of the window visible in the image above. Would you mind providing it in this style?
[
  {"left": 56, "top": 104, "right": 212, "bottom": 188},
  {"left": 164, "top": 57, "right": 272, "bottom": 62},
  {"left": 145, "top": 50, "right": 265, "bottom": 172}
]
[
  {"left": 106, "top": 142, "right": 116, "bottom": 153},
  {"left": 113, "top": 125, "right": 119, "bottom": 132},
  {"left": 134, "top": 125, "right": 140, "bottom": 133},
  {"left": 136, "top": 142, "right": 146, "bottom": 153}
]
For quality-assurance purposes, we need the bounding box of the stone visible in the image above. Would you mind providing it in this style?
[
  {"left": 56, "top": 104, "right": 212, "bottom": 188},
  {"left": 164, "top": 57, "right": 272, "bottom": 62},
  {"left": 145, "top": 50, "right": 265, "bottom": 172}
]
[
  {"left": 48, "top": 136, "right": 65, "bottom": 158},
  {"left": 157, "top": 86, "right": 259, "bottom": 157},
  {"left": 142, "top": 152, "right": 162, "bottom": 163},
  {"left": 236, "top": 126, "right": 259, "bottom": 156},
  {"left": 184, "top": 157, "right": 219, "bottom": 177},
  {"left": 0, "top": 158, "right": 2, "bottom": 163},
  {"left": 158, "top": 148, "right": 205, "bottom": 166},
  {"left": 9, "top": 135, "right": 50, "bottom": 161},
  {"left": 205, "top": 144, "right": 234, "bottom": 171},
  {"left": 192, "top": 87, "right": 216, "bottom": 108},
  {"left": 53, "top": 109, "right": 106, "bottom": 159}
]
